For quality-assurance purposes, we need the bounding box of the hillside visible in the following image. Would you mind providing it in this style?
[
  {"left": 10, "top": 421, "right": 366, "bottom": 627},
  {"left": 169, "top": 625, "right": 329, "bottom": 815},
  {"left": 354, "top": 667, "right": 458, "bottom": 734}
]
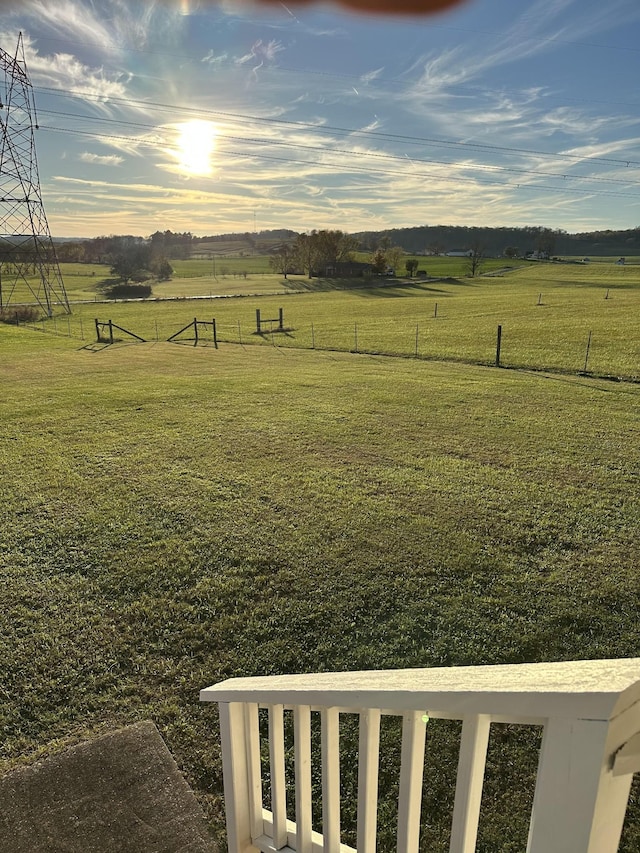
[
  {"left": 53, "top": 226, "right": 640, "bottom": 262},
  {"left": 190, "top": 225, "right": 640, "bottom": 258}
]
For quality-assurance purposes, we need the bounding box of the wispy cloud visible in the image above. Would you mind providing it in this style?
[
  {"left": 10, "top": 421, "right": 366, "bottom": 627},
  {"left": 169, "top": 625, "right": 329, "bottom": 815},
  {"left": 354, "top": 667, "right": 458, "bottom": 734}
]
[
  {"left": 404, "top": 0, "right": 640, "bottom": 102},
  {"left": 561, "top": 137, "right": 640, "bottom": 164},
  {"left": 236, "top": 38, "right": 285, "bottom": 83},
  {"left": 16, "top": 0, "right": 186, "bottom": 53},
  {"left": 3, "top": 0, "right": 638, "bottom": 235},
  {"left": 26, "top": 48, "right": 131, "bottom": 102},
  {"left": 18, "top": 0, "right": 121, "bottom": 54},
  {"left": 360, "top": 67, "right": 384, "bottom": 85},
  {"left": 201, "top": 49, "right": 228, "bottom": 65},
  {"left": 79, "top": 151, "right": 125, "bottom": 166}
]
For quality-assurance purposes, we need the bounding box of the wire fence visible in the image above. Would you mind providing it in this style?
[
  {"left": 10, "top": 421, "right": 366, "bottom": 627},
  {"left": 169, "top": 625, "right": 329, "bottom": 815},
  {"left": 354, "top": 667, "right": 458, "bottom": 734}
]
[
  {"left": 208, "top": 319, "right": 638, "bottom": 381},
  {"left": 8, "top": 313, "right": 639, "bottom": 382}
]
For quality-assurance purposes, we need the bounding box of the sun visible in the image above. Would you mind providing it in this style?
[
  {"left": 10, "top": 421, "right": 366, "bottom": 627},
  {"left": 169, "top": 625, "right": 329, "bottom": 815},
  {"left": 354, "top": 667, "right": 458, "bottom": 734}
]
[{"left": 175, "top": 120, "right": 217, "bottom": 176}]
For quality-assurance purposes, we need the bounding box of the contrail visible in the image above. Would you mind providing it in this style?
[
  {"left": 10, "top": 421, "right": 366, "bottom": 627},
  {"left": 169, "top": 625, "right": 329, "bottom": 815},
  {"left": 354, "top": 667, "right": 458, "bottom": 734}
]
[{"left": 280, "top": 1, "right": 300, "bottom": 22}]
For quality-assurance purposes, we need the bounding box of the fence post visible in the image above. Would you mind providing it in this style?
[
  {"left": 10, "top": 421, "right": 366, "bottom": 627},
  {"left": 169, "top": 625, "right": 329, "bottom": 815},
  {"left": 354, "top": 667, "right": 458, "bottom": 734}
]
[
  {"left": 279, "top": 307, "right": 284, "bottom": 330},
  {"left": 95, "top": 318, "right": 100, "bottom": 341},
  {"left": 238, "top": 320, "right": 242, "bottom": 346},
  {"left": 194, "top": 318, "right": 199, "bottom": 345},
  {"left": 434, "top": 302, "right": 438, "bottom": 319},
  {"left": 311, "top": 323, "right": 315, "bottom": 349},
  {"left": 415, "top": 324, "right": 419, "bottom": 357},
  {"left": 354, "top": 322, "right": 358, "bottom": 353},
  {"left": 256, "top": 309, "right": 261, "bottom": 334},
  {"left": 583, "top": 331, "right": 592, "bottom": 373},
  {"left": 495, "top": 325, "right": 502, "bottom": 367},
  {"left": 108, "top": 319, "right": 113, "bottom": 344},
  {"left": 213, "top": 318, "right": 218, "bottom": 348}
]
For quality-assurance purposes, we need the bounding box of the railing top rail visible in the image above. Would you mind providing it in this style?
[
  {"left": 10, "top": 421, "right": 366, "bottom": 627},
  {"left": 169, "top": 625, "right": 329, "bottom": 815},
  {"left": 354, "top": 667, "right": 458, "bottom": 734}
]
[{"left": 200, "top": 659, "right": 640, "bottom": 721}]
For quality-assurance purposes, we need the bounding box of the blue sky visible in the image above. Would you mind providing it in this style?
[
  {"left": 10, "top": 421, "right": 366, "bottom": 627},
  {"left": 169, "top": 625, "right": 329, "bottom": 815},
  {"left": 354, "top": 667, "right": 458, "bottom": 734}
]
[{"left": 1, "top": 0, "right": 639, "bottom": 237}]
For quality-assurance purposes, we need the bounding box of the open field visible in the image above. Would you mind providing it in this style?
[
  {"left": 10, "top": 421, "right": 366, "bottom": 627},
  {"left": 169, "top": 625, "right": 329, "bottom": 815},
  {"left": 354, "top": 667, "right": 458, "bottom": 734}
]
[
  {"left": 172, "top": 256, "right": 274, "bottom": 277},
  {"left": 0, "top": 262, "right": 106, "bottom": 303},
  {"left": 172, "top": 255, "right": 528, "bottom": 279},
  {"left": 31, "top": 260, "right": 640, "bottom": 380},
  {"left": 2, "top": 254, "right": 634, "bottom": 303},
  {"left": 1, "top": 320, "right": 640, "bottom": 849},
  {"left": 151, "top": 272, "right": 292, "bottom": 299}
]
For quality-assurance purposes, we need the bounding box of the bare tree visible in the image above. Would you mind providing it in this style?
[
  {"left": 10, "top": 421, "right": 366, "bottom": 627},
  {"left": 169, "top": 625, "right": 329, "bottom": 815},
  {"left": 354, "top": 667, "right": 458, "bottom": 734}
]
[
  {"left": 292, "top": 232, "right": 319, "bottom": 277},
  {"left": 536, "top": 228, "right": 556, "bottom": 259},
  {"left": 466, "top": 241, "right": 485, "bottom": 277},
  {"left": 371, "top": 248, "right": 386, "bottom": 274},
  {"left": 269, "top": 244, "right": 294, "bottom": 279},
  {"left": 385, "top": 245, "right": 404, "bottom": 274},
  {"left": 291, "top": 230, "right": 357, "bottom": 277}
]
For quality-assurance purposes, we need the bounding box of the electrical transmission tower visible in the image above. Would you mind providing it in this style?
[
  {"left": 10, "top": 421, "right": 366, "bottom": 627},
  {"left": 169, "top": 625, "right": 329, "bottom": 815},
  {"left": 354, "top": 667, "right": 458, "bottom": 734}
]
[{"left": 0, "top": 33, "right": 70, "bottom": 316}]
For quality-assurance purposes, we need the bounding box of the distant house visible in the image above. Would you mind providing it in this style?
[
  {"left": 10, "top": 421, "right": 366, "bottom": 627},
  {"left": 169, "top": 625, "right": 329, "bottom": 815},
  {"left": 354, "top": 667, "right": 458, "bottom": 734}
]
[
  {"left": 527, "top": 251, "right": 550, "bottom": 261},
  {"left": 445, "top": 250, "right": 473, "bottom": 257},
  {"left": 315, "top": 260, "right": 372, "bottom": 277}
]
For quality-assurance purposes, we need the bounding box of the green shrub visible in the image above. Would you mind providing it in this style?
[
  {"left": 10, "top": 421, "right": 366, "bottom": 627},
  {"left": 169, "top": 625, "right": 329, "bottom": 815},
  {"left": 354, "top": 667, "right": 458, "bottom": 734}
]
[{"left": 102, "top": 283, "right": 152, "bottom": 300}]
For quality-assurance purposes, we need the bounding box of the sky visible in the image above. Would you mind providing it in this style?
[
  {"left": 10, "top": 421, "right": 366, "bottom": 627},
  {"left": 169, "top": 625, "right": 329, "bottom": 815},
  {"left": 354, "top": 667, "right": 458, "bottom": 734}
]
[{"left": 0, "top": 0, "right": 639, "bottom": 238}]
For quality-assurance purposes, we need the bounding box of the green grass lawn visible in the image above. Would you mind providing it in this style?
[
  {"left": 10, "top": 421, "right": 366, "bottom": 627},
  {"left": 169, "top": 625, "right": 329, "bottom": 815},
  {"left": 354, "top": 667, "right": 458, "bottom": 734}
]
[
  {"left": 151, "top": 272, "right": 292, "bottom": 299},
  {"left": 171, "top": 256, "right": 274, "bottom": 277},
  {"left": 42, "top": 260, "right": 640, "bottom": 381},
  {"left": 2, "top": 324, "right": 640, "bottom": 849}
]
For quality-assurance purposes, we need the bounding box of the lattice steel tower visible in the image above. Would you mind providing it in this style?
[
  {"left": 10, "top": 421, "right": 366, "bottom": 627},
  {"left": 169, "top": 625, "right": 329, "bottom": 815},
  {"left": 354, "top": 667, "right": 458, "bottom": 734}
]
[{"left": 0, "top": 33, "right": 70, "bottom": 316}]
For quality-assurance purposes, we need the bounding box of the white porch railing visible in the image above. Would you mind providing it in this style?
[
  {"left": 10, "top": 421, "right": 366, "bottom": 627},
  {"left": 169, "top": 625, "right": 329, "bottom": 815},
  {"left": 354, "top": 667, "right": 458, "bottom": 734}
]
[{"left": 200, "top": 659, "right": 640, "bottom": 853}]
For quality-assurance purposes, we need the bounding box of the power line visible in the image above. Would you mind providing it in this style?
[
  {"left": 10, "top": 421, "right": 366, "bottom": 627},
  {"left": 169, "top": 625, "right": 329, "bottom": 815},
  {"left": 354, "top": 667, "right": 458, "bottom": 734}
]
[
  {"left": 36, "top": 107, "right": 640, "bottom": 189},
  {"left": 39, "top": 124, "right": 640, "bottom": 200},
  {"left": 33, "top": 85, "right": 640, "bottom": 169}
]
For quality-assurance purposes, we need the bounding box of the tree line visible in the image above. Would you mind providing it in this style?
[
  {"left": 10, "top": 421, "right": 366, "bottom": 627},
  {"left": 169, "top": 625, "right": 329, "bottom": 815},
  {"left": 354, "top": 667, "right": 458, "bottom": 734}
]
[
  {"left": 354, "top": 225, "right": 640, "bottom": 258},
  {"left": 53, "top": 224, "right": 640, "bottom": 273},
  {"left": 268, "top": 230, "right": 360, "bottom": 278}
]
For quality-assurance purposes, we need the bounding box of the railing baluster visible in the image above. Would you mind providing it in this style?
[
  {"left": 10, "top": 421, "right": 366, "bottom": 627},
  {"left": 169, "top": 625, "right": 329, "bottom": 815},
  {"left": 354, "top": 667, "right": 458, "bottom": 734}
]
[
  {"left": 397, "top": 710, "right": 427, "bottom": 853},
  {"left": 269, "top": 704, "right": 288, "bottom": 849},
  {"left": 295, "top": 704, "right": 313, "bottom": 853},
  {"left": 527, "top": 717, "right": 632, "bottom": 853},
  {"left": 202, "top": 659, "right": 640, "bottom": 853},
  {"left": 218, "top": 701, "right": 257, "bottom": 853},
  {"left": 357, "top": 708, "right": 381, "bottom": 853},
  {"left": 321, "top": 708, "right": 341, "bottom": 851},
  {"left": 245, "top": 702, "right": 264, "bottom": 842},
  {"left": 449, "top": 714, "right": 491, "bottom": 853}
]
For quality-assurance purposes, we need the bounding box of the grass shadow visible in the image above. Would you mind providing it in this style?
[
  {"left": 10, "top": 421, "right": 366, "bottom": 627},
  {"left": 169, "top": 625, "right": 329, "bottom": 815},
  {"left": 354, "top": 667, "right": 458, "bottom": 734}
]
[
  {"left": 253, "top": 328, "right": 296, "bottom": 339},
  {"left": 80, "top": 342, "right": 112, "bottom": 352}
]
